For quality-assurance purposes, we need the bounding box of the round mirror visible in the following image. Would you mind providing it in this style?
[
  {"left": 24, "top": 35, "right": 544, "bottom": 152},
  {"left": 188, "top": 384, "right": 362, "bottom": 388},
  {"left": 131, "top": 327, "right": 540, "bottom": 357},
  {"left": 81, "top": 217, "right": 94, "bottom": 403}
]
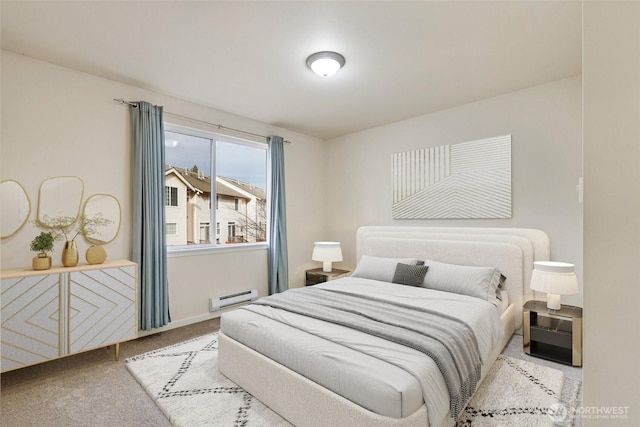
[
  {"left": 1, "top": 180, "right": 31, "bottom": 239},
  {"left": 37, "top": 176, "right": 84, "bottom": 227},
  {"left": 82, "top": 194, "right": 121, "bottom": 244}
]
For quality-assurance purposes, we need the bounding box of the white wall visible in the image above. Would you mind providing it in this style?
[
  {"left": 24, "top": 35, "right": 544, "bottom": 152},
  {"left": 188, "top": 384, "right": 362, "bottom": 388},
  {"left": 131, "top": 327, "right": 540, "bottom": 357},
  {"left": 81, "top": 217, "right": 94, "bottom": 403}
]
[
  {"left": 0, "top": 51, "right": 325, "bottom": 328},
  {"left": 583, "top": 2, "right": 640, "bottom": 425},
  {"left": 325, "top": 76, "right": 584, "bottom": 306}
]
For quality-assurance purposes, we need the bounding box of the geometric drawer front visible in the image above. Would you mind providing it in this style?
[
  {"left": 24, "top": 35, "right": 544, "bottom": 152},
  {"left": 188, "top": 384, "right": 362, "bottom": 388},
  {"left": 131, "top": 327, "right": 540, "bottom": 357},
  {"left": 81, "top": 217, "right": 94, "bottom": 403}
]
[
  {"left": 1, "top": 274, "right": 61, "bottom": 371},
  {"left": 69, "top": 266, "right": 136, "bottom": 354}
]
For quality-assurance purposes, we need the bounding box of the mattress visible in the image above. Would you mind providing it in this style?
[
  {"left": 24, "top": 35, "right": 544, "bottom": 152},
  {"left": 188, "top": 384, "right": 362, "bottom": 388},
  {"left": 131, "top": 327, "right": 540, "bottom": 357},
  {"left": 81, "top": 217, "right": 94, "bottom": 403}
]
[{"left": 220, "top": 277, "right": 505, "bottom": 425}]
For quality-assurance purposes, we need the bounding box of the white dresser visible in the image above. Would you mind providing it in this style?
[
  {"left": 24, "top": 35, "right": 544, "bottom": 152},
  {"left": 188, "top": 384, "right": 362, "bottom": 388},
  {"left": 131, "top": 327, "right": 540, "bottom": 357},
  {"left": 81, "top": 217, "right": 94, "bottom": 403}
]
[{"left": 1, "top": 260, "right": 137, "bottom": 372}]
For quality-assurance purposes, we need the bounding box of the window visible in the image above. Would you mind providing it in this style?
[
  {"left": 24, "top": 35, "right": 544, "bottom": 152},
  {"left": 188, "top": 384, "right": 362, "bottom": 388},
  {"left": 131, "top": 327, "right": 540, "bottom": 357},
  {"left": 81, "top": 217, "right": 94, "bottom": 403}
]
[
  {"left": 164, "top": 125, "right": 268, "bottom": 249},
  {"left": 165, "top": 186, "right": 178, "bottom": 207},
  {"left": 166, "top": 223, "right": 177, "bottom": 235}
]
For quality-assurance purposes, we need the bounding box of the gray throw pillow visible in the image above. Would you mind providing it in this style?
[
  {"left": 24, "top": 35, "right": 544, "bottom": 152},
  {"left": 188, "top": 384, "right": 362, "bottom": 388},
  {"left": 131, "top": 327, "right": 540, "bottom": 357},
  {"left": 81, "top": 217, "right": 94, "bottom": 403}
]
[{"left": 392, "top": 263, "right": 429, "bottom": 287}]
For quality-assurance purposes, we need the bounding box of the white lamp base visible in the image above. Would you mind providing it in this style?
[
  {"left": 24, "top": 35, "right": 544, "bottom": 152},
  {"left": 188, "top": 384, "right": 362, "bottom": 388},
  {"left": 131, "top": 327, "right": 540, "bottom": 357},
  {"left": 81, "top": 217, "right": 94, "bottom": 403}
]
[
  {"left": 322, "top": 261, "right": 332, "bottom": 273},
  {"left": 546, "top": 294, "right": 561, "bottom": 310}
]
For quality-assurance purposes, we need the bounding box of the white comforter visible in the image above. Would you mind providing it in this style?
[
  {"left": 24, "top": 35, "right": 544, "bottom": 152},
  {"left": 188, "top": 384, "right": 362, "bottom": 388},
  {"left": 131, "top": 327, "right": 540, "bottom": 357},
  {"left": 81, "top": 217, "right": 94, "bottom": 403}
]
[{"left": 220, "top": 277, "right": 504, "bottom": 425}]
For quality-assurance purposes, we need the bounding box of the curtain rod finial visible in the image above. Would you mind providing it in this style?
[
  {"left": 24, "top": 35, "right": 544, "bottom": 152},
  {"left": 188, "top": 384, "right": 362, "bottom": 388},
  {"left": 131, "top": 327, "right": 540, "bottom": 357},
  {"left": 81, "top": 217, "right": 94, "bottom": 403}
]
[{"left": 113, "top": 98, "right": 139, "bottom": 108}]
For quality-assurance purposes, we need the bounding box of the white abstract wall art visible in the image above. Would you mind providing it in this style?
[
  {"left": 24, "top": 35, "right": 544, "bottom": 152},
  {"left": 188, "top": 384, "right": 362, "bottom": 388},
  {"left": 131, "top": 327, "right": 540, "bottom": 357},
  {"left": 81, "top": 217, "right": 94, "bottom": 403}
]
[{"left": 391, "top": 135, "right": 511, "bottom": 219}]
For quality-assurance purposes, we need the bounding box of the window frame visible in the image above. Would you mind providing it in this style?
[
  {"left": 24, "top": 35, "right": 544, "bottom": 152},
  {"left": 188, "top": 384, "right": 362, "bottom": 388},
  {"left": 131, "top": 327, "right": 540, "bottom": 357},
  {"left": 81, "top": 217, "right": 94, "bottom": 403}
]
[
  {"left": 165, "top": 186, "right": 178, "bottom": 207},
  {"left": 166, "top": 222, "right": 178, "bottom": 235},
  {"left": 164, "top": 123, "right": 269, "bottom": 257}
]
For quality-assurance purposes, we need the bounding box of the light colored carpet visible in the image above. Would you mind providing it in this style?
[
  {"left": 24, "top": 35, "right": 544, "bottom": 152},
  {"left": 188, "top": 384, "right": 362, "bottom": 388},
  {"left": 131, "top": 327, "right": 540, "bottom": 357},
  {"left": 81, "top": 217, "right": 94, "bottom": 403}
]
[
  {"left": 126, "top": 332, "right": 579, "bottom": 427},
  {"left": 0, "top": 318, "right": 219, "bottom": 427}
]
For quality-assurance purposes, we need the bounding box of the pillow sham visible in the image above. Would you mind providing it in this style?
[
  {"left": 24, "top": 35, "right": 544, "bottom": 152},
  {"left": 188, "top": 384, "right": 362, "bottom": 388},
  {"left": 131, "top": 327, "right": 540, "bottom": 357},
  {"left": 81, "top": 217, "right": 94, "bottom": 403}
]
[
  {"left": 392, "top": 263, "right": 429, "bottom": 287},
  {"left": 352, "top": 255, "right": 419, "bottom": 283},
  {"left": 422, "top": 259, "right": 502, "bottom": 307}
]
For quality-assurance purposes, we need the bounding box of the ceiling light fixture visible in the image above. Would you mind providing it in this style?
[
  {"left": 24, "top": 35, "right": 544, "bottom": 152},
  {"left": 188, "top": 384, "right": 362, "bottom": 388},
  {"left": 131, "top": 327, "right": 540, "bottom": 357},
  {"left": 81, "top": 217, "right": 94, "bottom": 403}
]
[{"left": 306, "top": 51, "right": 345, "bottom": 78}]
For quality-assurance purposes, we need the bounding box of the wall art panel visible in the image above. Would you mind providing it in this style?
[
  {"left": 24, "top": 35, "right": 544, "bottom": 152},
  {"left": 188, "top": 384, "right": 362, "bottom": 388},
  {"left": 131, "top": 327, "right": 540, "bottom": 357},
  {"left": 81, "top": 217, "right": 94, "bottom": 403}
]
[{"left": 391, "top": 135, "right": 511, "bottom": 219}]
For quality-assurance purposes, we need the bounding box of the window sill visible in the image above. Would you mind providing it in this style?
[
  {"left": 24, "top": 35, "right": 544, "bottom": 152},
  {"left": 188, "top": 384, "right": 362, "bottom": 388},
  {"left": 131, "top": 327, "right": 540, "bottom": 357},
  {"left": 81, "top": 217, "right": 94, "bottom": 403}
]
[{"left": 167, "top": 242, "right": 268, "bottom": 258}]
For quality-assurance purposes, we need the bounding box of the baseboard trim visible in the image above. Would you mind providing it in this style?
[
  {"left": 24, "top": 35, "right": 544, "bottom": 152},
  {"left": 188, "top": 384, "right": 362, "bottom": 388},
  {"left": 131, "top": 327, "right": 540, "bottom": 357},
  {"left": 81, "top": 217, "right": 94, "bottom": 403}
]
[{"left": 136, "top": 304, "right": 249, "bottom": 338}]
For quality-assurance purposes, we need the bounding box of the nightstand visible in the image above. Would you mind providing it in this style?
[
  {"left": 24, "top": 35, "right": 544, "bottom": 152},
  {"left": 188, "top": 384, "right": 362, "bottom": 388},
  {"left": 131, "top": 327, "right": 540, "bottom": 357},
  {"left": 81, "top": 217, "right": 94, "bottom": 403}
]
[
  {"left": 305, "top": 268, "right": 350, "bottom": 286},
  {"left": 523, "top": 300, "right": 583, "bottom": 367}
]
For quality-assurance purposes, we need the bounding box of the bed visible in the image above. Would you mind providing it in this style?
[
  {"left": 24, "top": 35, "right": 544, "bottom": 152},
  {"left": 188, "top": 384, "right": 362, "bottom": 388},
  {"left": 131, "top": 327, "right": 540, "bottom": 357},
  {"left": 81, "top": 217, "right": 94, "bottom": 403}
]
[{"left": 218, "top": 226, "right": 550, "bottom": 426}]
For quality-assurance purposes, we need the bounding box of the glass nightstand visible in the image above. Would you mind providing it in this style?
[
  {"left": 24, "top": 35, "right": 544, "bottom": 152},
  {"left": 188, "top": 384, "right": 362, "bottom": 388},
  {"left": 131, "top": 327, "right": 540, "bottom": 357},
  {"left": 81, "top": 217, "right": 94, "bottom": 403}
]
[{"left": 523, "top": 300, "right": 583, "bottom": 367}]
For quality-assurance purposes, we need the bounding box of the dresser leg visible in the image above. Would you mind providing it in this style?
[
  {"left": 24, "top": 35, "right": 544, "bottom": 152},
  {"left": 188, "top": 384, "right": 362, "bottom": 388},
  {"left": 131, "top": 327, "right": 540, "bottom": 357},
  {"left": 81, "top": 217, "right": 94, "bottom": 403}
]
[{"left": 114, "top": 342, "right": 120, "bottom": 361}]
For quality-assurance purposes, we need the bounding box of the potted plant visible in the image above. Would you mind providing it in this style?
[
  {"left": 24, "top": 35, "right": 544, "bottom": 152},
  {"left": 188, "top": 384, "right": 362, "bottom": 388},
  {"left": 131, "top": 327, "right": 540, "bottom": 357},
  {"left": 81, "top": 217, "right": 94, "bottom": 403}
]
[
  {"left": 36, "top": 213, "right": 112, "bottom": 267},
  {"left": 30, "top": 231, "right": 55, "bottom": 270}
]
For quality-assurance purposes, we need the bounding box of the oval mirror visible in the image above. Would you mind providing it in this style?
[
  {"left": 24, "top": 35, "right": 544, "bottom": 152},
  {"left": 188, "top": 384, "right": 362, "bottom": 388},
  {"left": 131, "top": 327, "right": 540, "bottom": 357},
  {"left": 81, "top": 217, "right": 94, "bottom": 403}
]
[
  {"left": 82, "top": 194, "right": 121, "bottom": 244},
  {"left": 37, "top": 176, "right": 84, "bottom": 227},
  {"left": 1, "top": 180, "right": 31, "bottom": 239}
]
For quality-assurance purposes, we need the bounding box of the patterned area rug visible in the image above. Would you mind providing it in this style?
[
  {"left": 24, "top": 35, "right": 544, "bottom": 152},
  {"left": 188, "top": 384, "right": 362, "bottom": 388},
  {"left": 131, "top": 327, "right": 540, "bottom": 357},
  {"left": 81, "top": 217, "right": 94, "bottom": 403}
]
[
  {"left": 455, "top": 355, "right": 572, "bottom": 426},
  {"left": 126, "top": 333, "right": 290, "bottom": 426},
  {"left": 126, "top": 333, "right": 580, "bottom": 427}
]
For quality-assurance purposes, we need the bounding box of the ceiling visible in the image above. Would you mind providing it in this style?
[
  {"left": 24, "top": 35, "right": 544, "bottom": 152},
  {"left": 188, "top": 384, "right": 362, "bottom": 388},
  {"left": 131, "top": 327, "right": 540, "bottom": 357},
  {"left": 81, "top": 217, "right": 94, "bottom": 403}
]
[{"left": 0, "top": 1, "right": 581, "bottom": 140}]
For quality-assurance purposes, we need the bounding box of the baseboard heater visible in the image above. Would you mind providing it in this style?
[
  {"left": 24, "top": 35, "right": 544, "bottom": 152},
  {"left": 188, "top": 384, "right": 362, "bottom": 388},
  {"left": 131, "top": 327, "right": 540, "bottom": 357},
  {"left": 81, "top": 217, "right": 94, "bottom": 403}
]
[{"left": 210, "top": 289, "right": 258, "bottom": 311}]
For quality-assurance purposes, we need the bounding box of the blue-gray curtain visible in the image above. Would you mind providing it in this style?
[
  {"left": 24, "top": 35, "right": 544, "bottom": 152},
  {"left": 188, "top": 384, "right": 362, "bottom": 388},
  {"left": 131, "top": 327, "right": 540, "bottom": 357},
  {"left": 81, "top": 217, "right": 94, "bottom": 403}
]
[
  {"left": 268, "top": 135, "right": 289, "bottom": 294},
  {"left": 130, "top": 101, "right": 171, "bottom": 330}
]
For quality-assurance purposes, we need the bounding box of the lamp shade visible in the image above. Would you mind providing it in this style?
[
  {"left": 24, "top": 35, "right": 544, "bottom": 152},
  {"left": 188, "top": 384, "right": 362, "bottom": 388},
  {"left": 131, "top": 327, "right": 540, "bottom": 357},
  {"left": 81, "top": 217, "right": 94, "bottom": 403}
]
[
  {"left": 312, "top": 242, "right": 343, "bottom": 262},
  {"left": 530, "top": 261, "right": 578, "bottom": 309},
  {"left": 312, "top": 241, "right": 343, "bottom": 272}
]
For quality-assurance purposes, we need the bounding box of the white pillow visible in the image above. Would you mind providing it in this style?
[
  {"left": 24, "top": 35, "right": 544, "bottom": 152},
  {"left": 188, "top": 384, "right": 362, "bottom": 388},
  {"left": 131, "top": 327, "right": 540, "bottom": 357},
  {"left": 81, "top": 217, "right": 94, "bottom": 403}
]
[
  {"left": 422, "top": 259, "right": 502, "bottom": 307},
  {"left": 352, "top": 255, "right": 419, "bottom": 283}
]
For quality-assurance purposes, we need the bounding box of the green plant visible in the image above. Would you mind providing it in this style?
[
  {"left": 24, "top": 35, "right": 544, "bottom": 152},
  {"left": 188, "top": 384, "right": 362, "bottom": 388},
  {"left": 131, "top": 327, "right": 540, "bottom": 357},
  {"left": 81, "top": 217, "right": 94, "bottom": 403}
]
[{"left": 30, "top": 232, "right": 55, "bottom": 255}]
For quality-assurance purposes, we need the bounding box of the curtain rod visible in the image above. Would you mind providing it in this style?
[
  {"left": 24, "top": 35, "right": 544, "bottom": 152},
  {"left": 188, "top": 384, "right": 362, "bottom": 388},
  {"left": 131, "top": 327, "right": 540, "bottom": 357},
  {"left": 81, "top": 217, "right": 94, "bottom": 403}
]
[{"left": 113, "top": 98, "right": 291, "bottom": 143}]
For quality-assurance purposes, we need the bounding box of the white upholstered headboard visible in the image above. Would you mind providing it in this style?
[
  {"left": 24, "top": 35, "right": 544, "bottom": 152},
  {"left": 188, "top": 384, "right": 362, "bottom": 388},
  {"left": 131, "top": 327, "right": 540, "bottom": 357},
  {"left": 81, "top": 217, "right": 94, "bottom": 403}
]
[{"left": 356, "top": 226, "right": 550, "bottom": 331}]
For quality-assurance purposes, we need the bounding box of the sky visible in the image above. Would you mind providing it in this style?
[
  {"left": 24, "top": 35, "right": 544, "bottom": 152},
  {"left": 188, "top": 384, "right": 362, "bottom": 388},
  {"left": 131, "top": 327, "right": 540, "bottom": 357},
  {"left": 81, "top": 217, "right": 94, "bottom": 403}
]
[{"left": 165, "top": 131, "right": 267, "bottom": 189}]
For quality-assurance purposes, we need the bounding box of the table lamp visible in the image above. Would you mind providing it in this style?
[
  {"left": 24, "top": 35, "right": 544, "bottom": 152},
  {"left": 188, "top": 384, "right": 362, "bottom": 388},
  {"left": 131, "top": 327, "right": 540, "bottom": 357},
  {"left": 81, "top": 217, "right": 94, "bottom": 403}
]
[
  {"left": 312, "top": 242, "right": 343, "bottom": 273},
  {"left": 530, "top": 261, "right": 579, "bottom": 310}
]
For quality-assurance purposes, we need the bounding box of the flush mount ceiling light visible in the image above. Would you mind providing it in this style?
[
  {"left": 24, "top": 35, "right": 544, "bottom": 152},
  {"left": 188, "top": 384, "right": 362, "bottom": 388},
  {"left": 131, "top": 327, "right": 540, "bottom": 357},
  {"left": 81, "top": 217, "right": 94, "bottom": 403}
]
[{"left": 306, "top": 51, "right": 345, "bottom": 77}]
